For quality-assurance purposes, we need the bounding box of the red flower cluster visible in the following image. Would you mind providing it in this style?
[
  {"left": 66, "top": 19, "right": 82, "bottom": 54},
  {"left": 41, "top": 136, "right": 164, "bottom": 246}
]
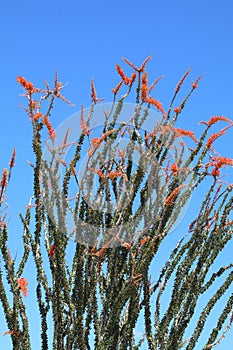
[
  {"left": 16, "top": 76, "right": 36, "bottom": 95},
  {"left": 165, "top": 185, "right": 187, "bottom": 206},
  {"left": 18, "top": 277, "right": 28, "bottom": 297},
  {"left": 49, "top": 245, "right": 56, "bottom": 258},
  {"left": 91, "top": 129, "right": 116, "bottom": 149},
  {"left": 0, "top": 168, "right": 8, "bottom": 189},
  {"left": 9, "top": 148, "right": 16, "bottom": 168},
  {"left": 140, "top": 72, "right": 166, "bottom": 116},
  {"left": 43, "top": 116, "right": 56, "bottom": 140},
  {"left": 206, "top": 126, "right": 230, "bottom": 149},
  {"left": 209, "top": 156, "right": 233, "bottom": 178},
  {"left": 3, "top": 330, "right": 20, "bottom": 337}
]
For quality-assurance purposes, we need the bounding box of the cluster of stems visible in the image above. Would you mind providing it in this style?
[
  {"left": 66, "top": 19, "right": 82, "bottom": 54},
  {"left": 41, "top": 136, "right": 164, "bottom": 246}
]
[{"left": 0, "top": 57, "right": 232, "bottom": 349}]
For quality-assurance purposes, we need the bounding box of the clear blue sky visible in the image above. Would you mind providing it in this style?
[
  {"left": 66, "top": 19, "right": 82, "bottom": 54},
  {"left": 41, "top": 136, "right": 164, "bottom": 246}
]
[{"left": 0, "top": 0, "right": 233, "bottom": 348}]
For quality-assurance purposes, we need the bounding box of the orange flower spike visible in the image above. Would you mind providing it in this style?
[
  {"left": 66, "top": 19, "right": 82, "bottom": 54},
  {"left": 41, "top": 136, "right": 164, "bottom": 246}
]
[
  {"left": 139, "top": 55, "right": 153, "bottom": 72},
  {"left": 165, "top": 184, "right": 187, "bottom": 206},
  {"left": 174, "top": 127, "right": 198, "bottom": 143},
  {"left": 18, "top": 277, "right": 28, "bottom": 297},
  {"left": 129, "top": 71, "right": 137, "bottom": 85},
  {"left": 112, "top": 81, "right": 123, "bottom": 95},
  {"left": 207, "top": 116, "right": 233, "bottom": 127},
  {"left": 146, "top": 96, "right": 166, "bottom": 117},
  {"left": 209, "top": 156, "right": 233, "bottom": 168},
  {"left": 9, "top": 148, "right": 16, "bottom": 168},
  {"left": 91, "top": 79, "right": 98, "bottom": 104},
  {"left": 53, "top": 73, "right": 74, "bottom": 106},
  {"left": 121, "top": 55, "right": 152, "bottom": 72},
  {"left": 141, "top": 73, "right": 149, "bottom": 101},
  {"left": 116, "top": 64, "right": 130, "bottom": 85},
  {"left": 49, "top": 245, "right": 56, "bottom": 258},
  {"left": 99, "top": 129, "right": 116, "bottom": 142},
  {"left": 206, "top": 126, "right": 231, "bottom": 149},
  {"left": 175, "top": 67, "right": 191, "bottom": 93},
  {"left": 91, "top": 237, "right": 115, "bottom": 259},
  {"left": 43, "top": 116, "right": 56, "bottom": 140},
  {"left": 121, "top": 57, "right": 138, "bottom": 71},
  {"left": 96, "top": 169, "right": 106, "bottom": 179},
  {"left": 107, "top": 170, "right": 127, "bottom": 180},
  {"left": 53, "top": 73, "right": 64, "bottom": 97},
  {"left": 80, "top": 105, "right": 90, "bottom": 136},
  {"left": 16, "top": 76, "right": 35, "bottom": 95},
  {"left": 192, "top": 76, "right": 202, "bottom": 89},
  {"left": 1, "top": 168, "right": 8, "bottom": 189},
  {"left": 16, "top": 76, "right": 27, "bottom": 87},
  {"left": 149, "top": 76, "right": 164, "bottom": 92},
  {"left": 90, "top": 168, "right": 106, "bottom": 180}
]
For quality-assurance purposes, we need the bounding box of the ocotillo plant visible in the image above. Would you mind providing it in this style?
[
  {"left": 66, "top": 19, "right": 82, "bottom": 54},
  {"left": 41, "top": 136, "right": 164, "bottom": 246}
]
[{"left": 0, "top": 56, "right": 232, "bottom": 349}]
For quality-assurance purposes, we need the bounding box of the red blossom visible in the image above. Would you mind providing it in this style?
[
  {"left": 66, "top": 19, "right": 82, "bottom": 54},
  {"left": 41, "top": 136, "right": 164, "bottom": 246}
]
[
  {"left": 91, "top": 129, "right": 116, "bottom": 149},
  {"left": 175, "top": 68, "right": 191, "bottom": 93},
  {"left": 211, "top": 168, "right": 221, "bottom": 177},
  {"left": 207, "top": 116, "right": 233, "bottom": 126},
  {"left": 91, "top": 79, "right": 98, "bottom": 104},
  {"left": 9, "top": 148, "right": 16, "bottom": 168},
  {"left": 92, "top": 137, "right": 102, "bottom": 148},
  {"left": 149, "top": 76, "right": 164, "bottom": 92},
  {"left": 145, "top": 96, "right": 166, "bottom": 117},
  {"left": 206, "top": 126, "right": 230, "bottom": 149},
  {"left": 121, "top": 55, "right": 152, "bottom": 72},
  {"left": 192, "top": 76, "right": 201, "bottom": 89},
  {"left": 49, "top": 245, "right": 56, "bottom": 257},
  {"left": 139, "top": 237, "right": 149, "bottom": 245},
  {"left": 3, "top": 330, "right": 20, "bottom": 337},
  {"left": 1, "top": 168, "right": 8, "bottom": 188},
  {"left": 129, "top": 71, "right": 137, "bottom": 86},
  {"left": 16, "top": 76, "right": 35, "bottom": 95},
  {"left": 80, "top": 105, "right": 90, "bottom": 136},
  {"left": 165, "top": 185, "right": 187, "bottom": 206},
  {"left": 174, "top": 127, "right": 198, "bottom": 143},
  {"left": 112, "top": 81, "right": 123, "bottom": 95},
  {"left": 209, "top": 156, "right": 233, "bottom": 178},
  {"left": 174, "top": 107, "right": 181, "bottom": 114},
  {"left": 141, "top": 73, "right": 149, "bottom": 101},
  {"left": 107, "top": 170, "right": 127, "bottom": 180},
  {"left": 209, "top": 156, "right": 233, "bottom": 168},
  {"left": 90, "top": 168, "right": 106, "bottom": 180},
  {"left": 53, "top": 73, "right": 74, "bottom": 106},
  {"left": 18, "top": 277, "right": 28, "bottom": 297},
  {"left": 32, "top": 112, "right": 42, "bottom": 121},
  {"left": 170, "top": 163, "right": 179, "bottom": 177},
  {"left": 116, "top": 64, "right": 130, "bottom": 85},
  {"left": 43, "top": 116, "right": 56, "bottom": 140},
  {"left": 91, "top": 237, "right": 115, "bottom": 259}
]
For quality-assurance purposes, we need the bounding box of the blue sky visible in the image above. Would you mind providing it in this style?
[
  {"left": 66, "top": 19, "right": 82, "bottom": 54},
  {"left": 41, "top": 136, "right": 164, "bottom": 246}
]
[{"left": 0, "top": 0, "right": 233, "bottom": 348}]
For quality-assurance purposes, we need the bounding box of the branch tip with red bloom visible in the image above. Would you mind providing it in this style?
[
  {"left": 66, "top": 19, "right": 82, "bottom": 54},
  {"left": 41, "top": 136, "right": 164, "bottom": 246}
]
[
  {"left": 175, "top": 68, "right": 191, "bottom": 93},
  {"left": 121, "top": 55, "right": 152, "bottom": 72},
  {"left": 9, "top": 149, "right": 16, "bottom": 168},
  {"left": 43, "top": 116, "right": 56, "bottom": 140}
]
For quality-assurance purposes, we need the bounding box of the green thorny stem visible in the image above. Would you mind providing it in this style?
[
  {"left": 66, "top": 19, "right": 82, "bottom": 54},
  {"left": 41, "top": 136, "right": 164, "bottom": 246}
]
[{"left": 0, "top": 58, "right": 232, "bottom": 349}]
